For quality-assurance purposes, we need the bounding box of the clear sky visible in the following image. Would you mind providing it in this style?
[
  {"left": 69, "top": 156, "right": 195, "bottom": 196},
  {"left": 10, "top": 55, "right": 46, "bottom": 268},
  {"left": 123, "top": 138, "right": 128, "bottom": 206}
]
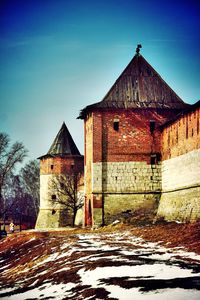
[{"left": 0, "top": 0, "right": 200, "bottom": 162}]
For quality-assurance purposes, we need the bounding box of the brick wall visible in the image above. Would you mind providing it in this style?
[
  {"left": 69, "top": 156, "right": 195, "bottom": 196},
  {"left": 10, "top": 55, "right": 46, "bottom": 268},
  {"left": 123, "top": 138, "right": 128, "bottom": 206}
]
[
  {"left": 158, "top": 105, "right": 200, "bottom": 222},
  {"left": 84, "top": 108, "right": 178, "bottom": 226},
  {"left": 84, "top": 113, "right": 94, "bottom": 225},
  {"left": 93, "top": 109, "right": 176, "bottom": 163},
  {"left": 162, "top": 107, "right": 200, "bottom": 160},
  {"left": 40, "top": 156, "right": 84, "bottom": 175}
]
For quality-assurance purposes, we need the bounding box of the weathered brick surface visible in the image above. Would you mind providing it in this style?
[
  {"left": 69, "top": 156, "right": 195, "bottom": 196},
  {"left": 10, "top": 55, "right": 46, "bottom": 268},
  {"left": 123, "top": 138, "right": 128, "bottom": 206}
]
[
  {"left": 83, "top": 104, "right": 200, "bottom": 226},
  {"left": 40, "top": 156, "right": 84, "bottom": 175},
  {"left": 162, "top": 107, "right": 200, "bottom": 160},
  {"left": 83, "top": 108, "right": 176, "bottom": 226},
  {"left": 85, "top": 114, "right": 93, "bottom": 195},
  {"left": 158, "top": 106, "right": 200, "bottom": 222},
  {"left": 92, "top": 109, "right": 176, "bottom": 163}
]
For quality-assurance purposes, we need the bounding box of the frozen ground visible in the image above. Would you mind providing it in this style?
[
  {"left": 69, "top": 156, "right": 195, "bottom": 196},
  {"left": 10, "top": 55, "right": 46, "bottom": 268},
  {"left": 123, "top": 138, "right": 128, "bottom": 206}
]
[{"left": 0, "top": 231, "right": 200, "bottom": 299}]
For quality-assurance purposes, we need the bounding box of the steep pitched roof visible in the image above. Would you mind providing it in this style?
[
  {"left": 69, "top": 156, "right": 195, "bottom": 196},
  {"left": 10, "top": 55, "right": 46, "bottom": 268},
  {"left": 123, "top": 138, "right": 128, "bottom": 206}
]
[
  {"left": 78, "top": 51, "right": 189, "bottom": 119},
  {"left": 39, "top": 122, "right": 81, "bottom": 159}
]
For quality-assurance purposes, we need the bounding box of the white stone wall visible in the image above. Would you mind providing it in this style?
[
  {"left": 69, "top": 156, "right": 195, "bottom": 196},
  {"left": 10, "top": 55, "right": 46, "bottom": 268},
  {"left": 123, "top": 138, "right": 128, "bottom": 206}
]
[
  {"left": 92, "top": 161, "right": 161, "bottom": 193},
  {"left": 36, "top": 174, "right": 64, "bottom": 229},
  {"left": 157, "top": 148, "right": 200, "bottom": 222},
  {"left": 162, "top": 149, "right": 200, "bottom": 191},
  {"left": 39, "top": 175, "right": 61, "bottom": 209}
]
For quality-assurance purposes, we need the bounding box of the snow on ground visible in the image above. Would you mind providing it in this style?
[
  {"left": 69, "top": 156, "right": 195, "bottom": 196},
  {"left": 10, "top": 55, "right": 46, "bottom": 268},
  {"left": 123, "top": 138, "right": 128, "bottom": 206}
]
[{"left": 0, "top": 231, "right": 200, "bottom": 299}]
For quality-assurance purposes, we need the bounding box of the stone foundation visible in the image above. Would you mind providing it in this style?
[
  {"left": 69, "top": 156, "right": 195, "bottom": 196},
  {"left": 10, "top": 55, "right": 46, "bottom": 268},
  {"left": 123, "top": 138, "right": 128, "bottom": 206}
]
[
  {"left": 93, "top": 161, "right": 161, "bottom": 193},
  {"left": 89, "top": 161, "right": 162, "bottom": 226},
  {"left": 157, "top": 186, "right": 200, "bottom": 222},
  {"left": 35, "top": 208, "right": 71, "bottom": 228},
  {"left": 104, "top": 193, "right": 160, "bottom": 225}
]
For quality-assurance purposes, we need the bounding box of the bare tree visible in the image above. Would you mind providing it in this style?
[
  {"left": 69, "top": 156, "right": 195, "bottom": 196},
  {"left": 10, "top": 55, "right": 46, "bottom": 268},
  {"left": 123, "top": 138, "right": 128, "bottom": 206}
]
[
  {"left": 20, "top": 160, "right": 40, "bottom": 217},
  {"left": 50, "top": 171, "right": 84, "bottom": 227},
  {"left": 0, "top": 132, "right": 28, "bottom": 220}
]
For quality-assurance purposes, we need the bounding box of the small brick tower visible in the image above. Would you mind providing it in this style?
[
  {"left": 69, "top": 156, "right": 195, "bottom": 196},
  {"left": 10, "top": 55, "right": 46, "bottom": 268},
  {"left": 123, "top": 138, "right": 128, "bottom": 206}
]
[{"left": 35, "top": 122, "right": 84, "bottom": 229}]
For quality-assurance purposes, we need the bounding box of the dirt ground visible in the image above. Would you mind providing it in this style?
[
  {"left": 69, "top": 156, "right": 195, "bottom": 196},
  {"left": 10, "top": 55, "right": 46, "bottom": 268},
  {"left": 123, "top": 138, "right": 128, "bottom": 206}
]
[
  {"left": 1, "top": 221, "right": 200, "bottom": 254},
  {"left": 0, "top": 221, "right": 200, "bottom": 299}
]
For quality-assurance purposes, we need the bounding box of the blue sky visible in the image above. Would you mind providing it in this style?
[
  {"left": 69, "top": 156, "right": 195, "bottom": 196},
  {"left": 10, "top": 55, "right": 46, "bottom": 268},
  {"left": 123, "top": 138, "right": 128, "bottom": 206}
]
[{"left": 0, "top": 0, "right": 200, "bottom": 162}]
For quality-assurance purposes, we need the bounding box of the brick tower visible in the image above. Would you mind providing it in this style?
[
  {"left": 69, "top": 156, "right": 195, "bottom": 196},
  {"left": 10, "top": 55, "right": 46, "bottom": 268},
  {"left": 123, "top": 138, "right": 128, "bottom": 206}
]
[
  {"left": 35, "top": 122, "right": 84, "bottom": 229},
  {"left": 78, "top": 45, "right": 189, "bottom": 227}
]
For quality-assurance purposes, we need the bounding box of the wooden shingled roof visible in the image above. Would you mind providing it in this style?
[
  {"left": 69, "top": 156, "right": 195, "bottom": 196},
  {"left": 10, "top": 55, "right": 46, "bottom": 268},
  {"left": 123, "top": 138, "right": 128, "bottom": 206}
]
[
  {"left": 38, "top": 122, "right": 81, "bottom": 159},
  {"left": 78, "top": 49, "right": 189, "bottom": 119}
]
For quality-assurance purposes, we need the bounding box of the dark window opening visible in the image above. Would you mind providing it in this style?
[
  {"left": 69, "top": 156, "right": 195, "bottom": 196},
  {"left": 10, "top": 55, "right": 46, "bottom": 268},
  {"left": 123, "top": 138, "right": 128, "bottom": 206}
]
[
  {"left": 52, "top": 195, "right": 56, "bottom": 200},
  {"left": 51, "top": 165, "right": 54, "bottom": 170},
  {"left": 71, "top": 164, "right": 74, "bottom": 169},
  {"left": 151, "top": 156, "right": 156, "bottom": 165},
  {"left": 186, "top": 123, "right": 188, "bottom": 139},
  {"left": 168, "top": 133, "right": 170, "bottom": 145},
  {"left": 150, "top": 176, "right": 153, "bottom": 180},
  {"left": 52, "top": 209, "right": 56, "bottom": 215},
  {"left": 192, "top": 128, "right": 194, "bottom": 137},
  {"left": 151, "top": 153, "right": 161, "bottom": 165},
  {"left": 150, "top": 120, "right": 155, "bottom": 133},
  {"left": 113, "top": 120, "right": 119, "bottom": 131}
]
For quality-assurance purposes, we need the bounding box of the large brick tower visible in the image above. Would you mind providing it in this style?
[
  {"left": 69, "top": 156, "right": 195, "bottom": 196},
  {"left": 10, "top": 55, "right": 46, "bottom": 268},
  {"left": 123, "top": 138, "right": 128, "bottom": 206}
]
[
  {"left": 35, "top": 122, "right": 84, "bottom": 229},
  {"left": 78, "top": 45, "right": 189, "bottom": 227}
]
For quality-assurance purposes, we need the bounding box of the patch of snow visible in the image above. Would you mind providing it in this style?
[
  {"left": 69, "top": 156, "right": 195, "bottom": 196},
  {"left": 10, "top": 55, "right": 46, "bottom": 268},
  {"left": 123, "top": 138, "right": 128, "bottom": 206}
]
[
  {"left": 60, "top": 242, "right": 70, "bottom": 250},
  {"left": 0, "top": 263, "right": 11, "bottom": 271},
  {"left": 54, "top": 267, "right": 70, "bottom": 273},
  {"left": 112, "top": 220, "right": 120, "bottom": 225},
  {"left": 79, "top": 264, "right": 199, "bottom": 284},
  {"left": 0, "top": 282, "right": 76, "bottom": 300},
  {"left": 78, "top": 264, "right": 200, "bottom": 299},
  {"left": 106, "top": 285, "right": 200, "bottom": 300}
]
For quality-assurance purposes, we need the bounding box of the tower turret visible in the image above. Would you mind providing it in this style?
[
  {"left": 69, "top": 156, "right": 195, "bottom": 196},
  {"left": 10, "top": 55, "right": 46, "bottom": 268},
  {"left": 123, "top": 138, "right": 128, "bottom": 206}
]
[{"left": 35, "top": 122, "right": 84, "bottom": 229}]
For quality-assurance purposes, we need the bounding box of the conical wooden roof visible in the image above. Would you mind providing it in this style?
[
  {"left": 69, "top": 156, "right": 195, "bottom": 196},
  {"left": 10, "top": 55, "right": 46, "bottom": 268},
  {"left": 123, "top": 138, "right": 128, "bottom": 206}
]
[
  {"left": 39, "top": 122, "right": 81, "bottom": 159},
  {"left": 78, "top": 51, "right": 189, "bottom": 119}
]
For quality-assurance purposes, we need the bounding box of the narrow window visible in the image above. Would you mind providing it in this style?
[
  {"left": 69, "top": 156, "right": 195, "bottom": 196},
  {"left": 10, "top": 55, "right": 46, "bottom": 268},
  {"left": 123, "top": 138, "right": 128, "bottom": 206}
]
[
  {"left": 71, "top": 163, "right": 74, "bottom": 169},
  {"left": 168, "top": 132, "right": 170, "bottom": 145},
  {"left": 113, "top": 119, "right": 119, "bottom": 131},
  {"left": 150, "top": 120, "right": 155, "bottom": 133},
  {"left": 52, "top": 209, "right": 56, "bottom": 215},
  {"left": 51, "top": 165, "right": 54, "bottom": 170},
  {"left": 186, "top": 119, "right": 188, "bottom": 139},
  {"left": 176, "top": 127, "right": 178, "bottom": 143},
  {"left": 52, "top": 195, "right": 56, "bottom": 200},
  {"left": 156, "top": 153, "right": 161, "bottom": 162},
  {"left": 150, "top": 156, "right": 156, "bottom": 165},
  {"left": 191, "top": 128, "right": 194, "bottom": 137},
  {"left": 151, "top": 153, "right": 160, "bottom": 164}
]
